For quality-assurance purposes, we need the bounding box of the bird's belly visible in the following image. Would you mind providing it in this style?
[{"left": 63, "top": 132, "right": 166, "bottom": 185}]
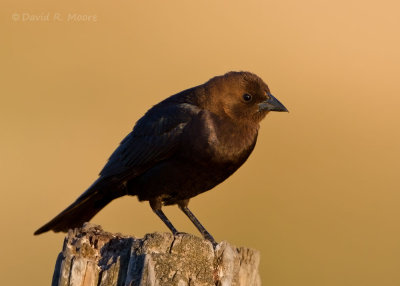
[{"left": 130, "top": 157, "right": 240, "bottom": 205}]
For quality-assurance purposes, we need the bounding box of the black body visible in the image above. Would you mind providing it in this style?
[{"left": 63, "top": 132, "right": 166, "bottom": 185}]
[{"left": 34, "top": 71, "right": 288, "bottom": 244}]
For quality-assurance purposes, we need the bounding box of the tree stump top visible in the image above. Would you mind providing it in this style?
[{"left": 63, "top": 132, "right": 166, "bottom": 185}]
[{"left": 52, "top": 223, "right": 261, "bottom": 286}]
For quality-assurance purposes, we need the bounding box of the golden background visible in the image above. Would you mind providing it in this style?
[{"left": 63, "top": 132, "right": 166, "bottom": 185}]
[{"left": 1, "top": 0, "right": 399, "bottom": 285}]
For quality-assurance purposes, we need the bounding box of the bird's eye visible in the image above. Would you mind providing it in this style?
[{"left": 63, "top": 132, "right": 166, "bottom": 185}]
[{"left": 242, "top": 93, "right": 252, "bottom": 102}]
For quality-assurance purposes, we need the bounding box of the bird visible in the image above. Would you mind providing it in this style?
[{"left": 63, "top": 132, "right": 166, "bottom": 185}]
[{"left": 34, "top": 71, "right": 288, "bottom": 245}]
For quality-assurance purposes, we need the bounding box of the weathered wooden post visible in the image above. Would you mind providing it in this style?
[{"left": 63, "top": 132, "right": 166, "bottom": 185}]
[{"left": 51, "top": 223, "right": 261, "bottom": 286}]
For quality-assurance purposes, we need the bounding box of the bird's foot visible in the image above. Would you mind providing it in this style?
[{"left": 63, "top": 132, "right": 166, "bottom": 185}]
[
  {"left": 203, "top": 233, "right": 218, "bottom": 248},
  {"left": 172, "top": 231, "right": 188, "bottom": 236},
  {"left": 173, "top": 231, "right": 217, "bottom": 248}
]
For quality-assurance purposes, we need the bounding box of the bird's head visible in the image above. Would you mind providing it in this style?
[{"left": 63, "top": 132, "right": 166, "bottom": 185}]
[{"left": 204, "top": 71, "right": 288, "bottom": 123}]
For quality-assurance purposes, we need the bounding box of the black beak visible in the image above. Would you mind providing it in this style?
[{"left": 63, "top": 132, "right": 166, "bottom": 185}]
[{"left": 258, "top": 94, "right": 288, "bottom": 112}]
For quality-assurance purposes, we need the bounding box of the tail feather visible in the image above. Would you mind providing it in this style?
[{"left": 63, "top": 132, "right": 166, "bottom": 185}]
[{"left": 34, "top": 179, "right": 122, "bottom": 235}]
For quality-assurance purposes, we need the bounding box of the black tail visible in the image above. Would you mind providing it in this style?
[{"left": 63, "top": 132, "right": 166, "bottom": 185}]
[{"left": 34, "top": 179, "right": 123, "bottom": 235}]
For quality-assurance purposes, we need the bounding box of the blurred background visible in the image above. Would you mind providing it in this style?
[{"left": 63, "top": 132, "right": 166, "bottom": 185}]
[{"left": 1, "top": 0, "right": 400, "bottom": 285}]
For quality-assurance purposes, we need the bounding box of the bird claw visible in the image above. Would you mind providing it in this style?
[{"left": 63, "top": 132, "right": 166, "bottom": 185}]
[{"left": 172, "top": 231, "right": 188, "bottom": 236}]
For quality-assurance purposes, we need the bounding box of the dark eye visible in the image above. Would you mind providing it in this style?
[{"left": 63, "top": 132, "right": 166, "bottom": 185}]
[{"left": 242, "top": 93, "right": 252, "bottom": 102}]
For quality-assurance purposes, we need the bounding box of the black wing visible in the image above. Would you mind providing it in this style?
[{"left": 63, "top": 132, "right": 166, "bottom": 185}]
[{"left": 99, "top": 102, "right": 201, "bottom": 180}]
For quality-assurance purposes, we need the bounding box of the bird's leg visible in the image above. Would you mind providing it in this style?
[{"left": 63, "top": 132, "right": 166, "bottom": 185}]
[
  {"left": 149, "top": 198, "right": 178, "bottom": 235},
  {"left": 177, "top": 200, "right": 217, "bottom": 246}
]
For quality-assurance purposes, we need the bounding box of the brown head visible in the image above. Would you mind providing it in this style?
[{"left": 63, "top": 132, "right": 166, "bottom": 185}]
[{"left": 201, "top": 71, "right": 288, "bottom": 123}]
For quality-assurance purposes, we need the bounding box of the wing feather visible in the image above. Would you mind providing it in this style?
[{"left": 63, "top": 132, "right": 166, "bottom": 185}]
[{"left": 99, "top": 103, "right": 200, "bottom": 179}]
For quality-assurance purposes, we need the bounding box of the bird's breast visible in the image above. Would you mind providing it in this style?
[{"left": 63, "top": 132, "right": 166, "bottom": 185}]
[{"left": 184, "top": 111, "right": 259, "bottom": 165}]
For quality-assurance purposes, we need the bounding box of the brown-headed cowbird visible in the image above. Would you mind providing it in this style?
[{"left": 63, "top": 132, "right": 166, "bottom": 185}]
[{"left": 34, "top": 71, "right": 287, "bottom": 245}]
